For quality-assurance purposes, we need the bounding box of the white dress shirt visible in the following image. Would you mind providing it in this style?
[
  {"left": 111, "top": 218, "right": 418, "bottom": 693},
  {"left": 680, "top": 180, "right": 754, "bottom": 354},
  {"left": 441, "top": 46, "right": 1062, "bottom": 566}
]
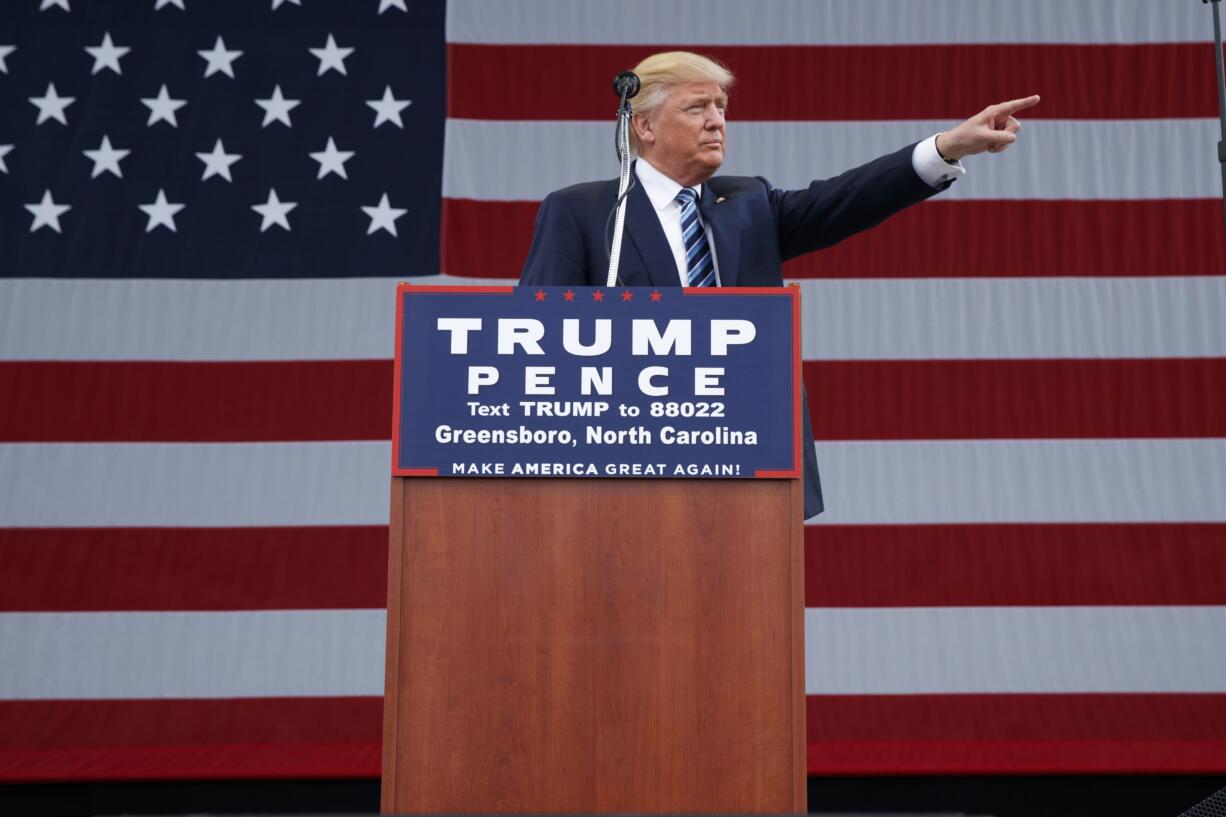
[{"left": 635, "top": 134, "right": 964, "bottom": 286}]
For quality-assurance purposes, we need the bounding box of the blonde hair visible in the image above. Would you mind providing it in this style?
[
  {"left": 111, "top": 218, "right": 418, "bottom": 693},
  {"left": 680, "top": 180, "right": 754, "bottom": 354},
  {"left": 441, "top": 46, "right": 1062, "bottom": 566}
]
[{"left": 629, "top": 51, "right": 734, "bottom": 154}]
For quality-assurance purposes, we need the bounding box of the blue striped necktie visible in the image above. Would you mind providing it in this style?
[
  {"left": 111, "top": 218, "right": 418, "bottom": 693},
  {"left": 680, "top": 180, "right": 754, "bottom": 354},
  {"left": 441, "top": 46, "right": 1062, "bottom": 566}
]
[{"left": 675, "top": 188, "right": 715, "bottom": 287}]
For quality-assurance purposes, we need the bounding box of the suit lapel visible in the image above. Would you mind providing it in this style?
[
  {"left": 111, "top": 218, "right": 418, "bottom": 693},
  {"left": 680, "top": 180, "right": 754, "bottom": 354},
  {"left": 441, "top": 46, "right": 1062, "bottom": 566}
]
[
  {"left": 699, "top": 183, "right": 741, "bottom": 288},
  {"left": 623, "top": 177, "right": 678, "bottom": 287}
]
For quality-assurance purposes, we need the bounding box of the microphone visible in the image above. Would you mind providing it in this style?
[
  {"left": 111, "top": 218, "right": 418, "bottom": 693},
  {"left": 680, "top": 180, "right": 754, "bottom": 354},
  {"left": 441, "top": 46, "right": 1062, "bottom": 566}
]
[
  {"left": 612, "top": 70, "right": 640, "bottom": 100},
  {"left": 606, "top": 70, "right": 640, "bottom": 286}
]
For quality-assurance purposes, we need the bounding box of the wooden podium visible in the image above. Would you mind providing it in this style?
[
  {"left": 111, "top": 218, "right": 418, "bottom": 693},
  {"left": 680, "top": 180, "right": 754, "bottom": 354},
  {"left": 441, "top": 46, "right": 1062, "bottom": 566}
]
[
  {"left": 381, "top": 476, "right": 805, "bottom": 813},
  {"left": 382, "top": 284, "right": 806, "bottom": 813}
]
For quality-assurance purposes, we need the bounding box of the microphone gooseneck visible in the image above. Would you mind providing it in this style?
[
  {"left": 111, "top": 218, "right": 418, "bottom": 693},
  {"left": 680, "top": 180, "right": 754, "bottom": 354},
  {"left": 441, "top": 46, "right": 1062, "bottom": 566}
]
[{"left": 605, "top": 70, "right": 639, "bottom": 287}]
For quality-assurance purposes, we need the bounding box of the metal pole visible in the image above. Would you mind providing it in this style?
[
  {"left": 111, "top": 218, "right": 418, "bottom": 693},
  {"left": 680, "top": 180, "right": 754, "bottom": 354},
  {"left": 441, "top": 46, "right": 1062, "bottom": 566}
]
[
  {"left": 606, "top": 103, "right": 632, "bottom": 287},
  {"left": 1206, "top": 0, "right": 1226, "bottom": 236}
]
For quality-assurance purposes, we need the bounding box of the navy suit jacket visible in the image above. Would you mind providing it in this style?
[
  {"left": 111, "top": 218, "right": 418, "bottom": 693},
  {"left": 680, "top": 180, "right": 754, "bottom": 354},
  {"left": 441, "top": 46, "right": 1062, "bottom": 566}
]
[{"left": 520, "top": 142, "right": 945, "bottom": 518}]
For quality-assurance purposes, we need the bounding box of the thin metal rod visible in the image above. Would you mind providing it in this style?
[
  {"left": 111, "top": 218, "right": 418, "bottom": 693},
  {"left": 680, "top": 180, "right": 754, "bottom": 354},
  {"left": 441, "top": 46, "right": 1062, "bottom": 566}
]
[
  {"left": 1211, "top": 0, "right": 1226, "bottom": 237},
  {"left": 606, "top": 105, "right": 632, "bottom": 287}
]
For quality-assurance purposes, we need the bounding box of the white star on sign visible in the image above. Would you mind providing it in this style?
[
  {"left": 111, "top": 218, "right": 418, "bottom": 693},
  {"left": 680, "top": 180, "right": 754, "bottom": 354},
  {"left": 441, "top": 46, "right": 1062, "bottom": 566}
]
[
  {"left": 252, "top": 188, "right": 298, "bottom": 232},
  {"left": 198, "top": 35, "right": 242, "bottom": 78},
  {"left": 29, "top": 83, "right": 75, "bottom": 126},
  {"left": 271, "top": 0, "right": 301, "bottom": 8},
  {"left": 366, "top": 85, "right": 411, "bottom": 129},
  {"left": 309, "top": 33, "right": 353, "bottom": 76},
  {"left": 362, "top": 193, "right": 406, "bottom": 237},
  {"left": 155, "top": 0, "right": 185, "bottom": 10},
  {"left": 25, "top": 190, "right": 71, "bottom": 233},
  {"left": 309, "top": 136, "right": 355, "bottom": 180},
  {"left": 141, "top": 84, "right": 186, "bottom": 127},
  {"left": 196, "top": 139, "right": 242, "bottom": 182},
  {"left": 85, "top": 32, "right": 129, "bottom": 75},
  {"left": 40, "top": 0, "right": 70, "bottom": 11},
  {"left": 255, "top": 85, "right": 300, "bottom": 128},
  {"left": 0, "top": 44, "right": 16, "bottom": 74},
  {"left": 0, "top": 144, "right": 12, "bottom": 174},
  {"left": 139, "top": 189, "right": 185, "bottom": 233},
  {"left": 379, "top": 0, "right": 408, "bottom": 12},
  {"left": 83, "top": 136, "right": 130, "bottom": 178}
]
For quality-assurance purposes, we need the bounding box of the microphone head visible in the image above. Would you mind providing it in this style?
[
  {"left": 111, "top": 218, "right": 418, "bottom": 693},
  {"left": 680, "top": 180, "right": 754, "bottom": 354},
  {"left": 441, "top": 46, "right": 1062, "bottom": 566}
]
[{"left": 612, "top": 70, "right": 640, "bottom": 99}]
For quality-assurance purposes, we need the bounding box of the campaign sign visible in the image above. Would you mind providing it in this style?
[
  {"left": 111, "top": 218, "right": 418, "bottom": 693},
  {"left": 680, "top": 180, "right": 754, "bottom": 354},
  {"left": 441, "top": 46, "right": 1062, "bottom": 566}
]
[{"left": 391, "top": 284, "right": 800, "bottom": 479}]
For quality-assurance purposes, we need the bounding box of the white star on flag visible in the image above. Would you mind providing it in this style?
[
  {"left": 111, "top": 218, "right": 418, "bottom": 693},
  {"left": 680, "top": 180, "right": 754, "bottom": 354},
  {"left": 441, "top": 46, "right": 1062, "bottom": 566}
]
[
  {"left": 29, "top": 83, "right": 75, "bottom": 126},
  {"left": 272, "top": 0, "right": 301, "bottom": 8},
  {"left": 196, "top": 139, "right": 242, "bottom": 182},
  {"left": 139, "top": 189, "right": 185, "bottom": 233},
  {"left": 83, "top": 136, "right": 130, "bottom": 178},
  {"left": 141, "top": 85, "right": 187, "bottom": 127},
  {"left": 0, "top": 44, "right": 17, "bottom": 74},
  {"left": 362, "top": 193, "right": 406, "bottom": 237},
  {"left": 309, "top": 33, "right": 354, "bottom": 76},
  {"left": 198, "top": 36, "right": 242, "bottom": 78},
  {"left": 310, "top": 137, "right": 355, "bottom": 180},
  {"left": 25, "top": 190, "right": 71, "bottom": 233},
  {"left": 0, "top": 144, "right": 12, "bottom": 174},
  {"left": 40, "top": 0, "right": 70, "bottom": 11},
  {"left": 155, "top": 0, "right": 185, "bottom": 10},
  {"left": 85, "top": 32, "right": 130, "bottom": 75},
  {"left": 255, "top": 85, "right": 300, "bottom": 128},
  {"left": 252, "top": 189, "right": 298, "bottom": 232},
  {"left": 366, "top": 86, "right": 411, "bottom": 129},
  {"left": 378, "top": 0, "right": 408, "bottom": 12}
]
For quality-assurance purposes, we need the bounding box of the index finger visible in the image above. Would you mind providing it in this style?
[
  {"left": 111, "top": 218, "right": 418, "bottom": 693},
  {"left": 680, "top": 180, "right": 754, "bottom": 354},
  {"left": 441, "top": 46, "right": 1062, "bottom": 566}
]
[{"left": 993, "top": 94, "right": 1041, "bottom": 117}]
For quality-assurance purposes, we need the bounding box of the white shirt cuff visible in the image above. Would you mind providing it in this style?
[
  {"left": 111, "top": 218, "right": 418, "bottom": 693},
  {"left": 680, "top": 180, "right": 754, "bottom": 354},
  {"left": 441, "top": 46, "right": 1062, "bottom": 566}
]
[{"left": 912, "top": 134, "right": 966, "bottom": 188}]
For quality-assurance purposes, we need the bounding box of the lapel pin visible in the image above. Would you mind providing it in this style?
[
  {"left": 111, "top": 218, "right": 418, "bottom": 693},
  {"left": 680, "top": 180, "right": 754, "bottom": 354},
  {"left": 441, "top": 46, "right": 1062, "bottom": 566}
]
[{"left": 715, "top": 196, "right": 726, "bottom": 204}]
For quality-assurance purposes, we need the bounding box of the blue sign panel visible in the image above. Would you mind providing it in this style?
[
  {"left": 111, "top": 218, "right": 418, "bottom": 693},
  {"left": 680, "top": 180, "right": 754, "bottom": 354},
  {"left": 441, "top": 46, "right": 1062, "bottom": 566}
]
[{"left": 392, "top": 285, "right": 800, "bottom": 479}]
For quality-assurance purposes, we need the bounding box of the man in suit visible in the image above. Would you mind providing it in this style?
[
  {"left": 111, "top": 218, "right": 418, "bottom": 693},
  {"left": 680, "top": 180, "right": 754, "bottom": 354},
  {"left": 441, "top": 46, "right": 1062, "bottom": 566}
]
[{"left": 520, "top": 51, "right": 1038, "bottom": 518}]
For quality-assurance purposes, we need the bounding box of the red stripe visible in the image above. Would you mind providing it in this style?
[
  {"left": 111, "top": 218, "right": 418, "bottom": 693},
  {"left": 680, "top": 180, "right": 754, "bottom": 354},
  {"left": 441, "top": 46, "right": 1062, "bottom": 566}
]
[
  {"left": 805, "top": 524, "right": 1226, "bottom": 607},
  {"left": 449, "top": 43, "right": 1217, "bottom": 120},
  {"left": 7, "top": 523, "right": 1219, "bottom": 613},
  {"left": 0, "top": 698, "right": 380, "bottom": 782},
  {"left": 806, "top": 694, "right": 1226, "bottom": 774},
  {"left": 8, "top": 357, "right": 1224, "bottom": 443},
  {"left": 7, "top": 511, "right": 1218, "bottom": 633},
  {"left": 0, "top": 528, "right": 387, "bottom": 612},
  {"left": 804, "top": 358, "right": 1226, "bottom": 440},
  {"left": 442, "top": 198, "right": 536, "bottom": 279},
  {"left": 12, "top": 523, "right": 1222, "bottom": 612},
  {"left": 7, "top": 523, "right": 1221, "bottom": 612},
  {"left": 0, "top": 361, "right": 391, "bottom": 442},
  {"left": 4, "top": 694, "right": 1223, "bottom": 780},
  {"left": 442, "top": 198, "right": 1226, "bottom": 280},
  {"left": 0, "top": 745, "right": 379, "bottom": 783}
]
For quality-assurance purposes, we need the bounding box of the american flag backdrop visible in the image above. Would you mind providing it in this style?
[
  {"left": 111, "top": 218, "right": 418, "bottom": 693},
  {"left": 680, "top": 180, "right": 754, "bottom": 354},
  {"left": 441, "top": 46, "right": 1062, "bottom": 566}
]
[{"left": 2, "top": 0, "right": 1226, "bottom": 783}]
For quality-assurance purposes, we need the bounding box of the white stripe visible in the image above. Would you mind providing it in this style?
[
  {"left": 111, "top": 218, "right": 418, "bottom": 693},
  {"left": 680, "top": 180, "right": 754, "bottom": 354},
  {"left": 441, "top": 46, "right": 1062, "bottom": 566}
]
[
  {"left": 5, "top": 276, "right": 1225, "bottom": 362},
  {"left": 810, "top": 439, "right": 1226, "bottom": 525},
  {"left": 687, "top": 250, "right": 711, "bottom": 273},
  {"left": 0, "top": 442, "right": 389, "bottom": 527},
  {"left": 0, "top": 277, "right": 401, "bottom": 362},
  {"left": 447, "top": 0, "right": 1207, "bottom": 45},
  {"left": 444, "top": 119, "right": 1220, "bottom": 202},
  {"left": 682, "top": 218, "right": 701, "bottom": 245},
  {"left": 794, "top": 276, "right": 1226, "bottom": 360},
  {"left": 806, "top": 606, "right": 1226, "bottom": 694},
  {"left": 4, "top": 606, "right": 1221, "bottom": 700},
  {"left": 2, "top": 439, "right": 1223, "bottom": 528},
  {"left": 0, "top": 611, "right": 384, "bottom": 700}
]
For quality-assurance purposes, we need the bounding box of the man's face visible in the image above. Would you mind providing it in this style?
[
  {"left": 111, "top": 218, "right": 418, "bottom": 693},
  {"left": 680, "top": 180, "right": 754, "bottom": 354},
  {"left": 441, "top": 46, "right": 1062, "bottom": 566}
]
[{"left": 634, "top": 80, "right": 728, "bottom": 187}]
